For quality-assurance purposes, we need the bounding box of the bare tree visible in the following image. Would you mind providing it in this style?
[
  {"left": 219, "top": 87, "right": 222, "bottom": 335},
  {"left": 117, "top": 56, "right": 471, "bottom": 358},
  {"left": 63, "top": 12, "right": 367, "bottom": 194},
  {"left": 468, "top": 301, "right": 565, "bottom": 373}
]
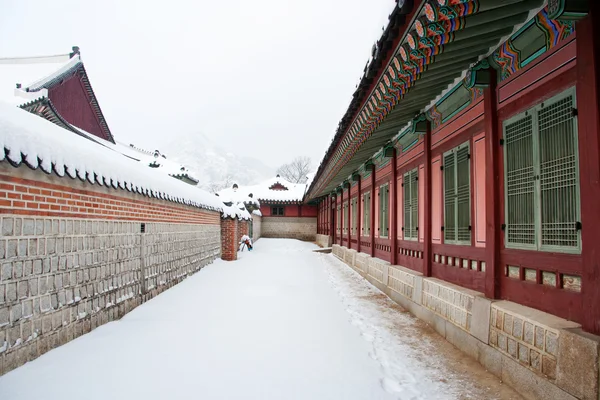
[
  {"left": 206, "top": 174, "right": 235, "bottom": 194},
  {"left": 276, "top": 157, "right": 312, "bottom": 183}
]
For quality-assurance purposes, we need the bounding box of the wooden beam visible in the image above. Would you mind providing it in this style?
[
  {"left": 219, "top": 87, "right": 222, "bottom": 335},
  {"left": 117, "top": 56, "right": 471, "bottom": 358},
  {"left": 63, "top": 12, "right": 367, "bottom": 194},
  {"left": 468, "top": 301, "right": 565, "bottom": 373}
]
[
  {"left": 483, "top": 67, "right": 501, "bottom": 299},
  {"left": 423, "top": 119, "right": 433, "bottom": 278},
  {"left": 357, "top": 174, "right": 362, "bottom": 254},
  {"left": 391, "top": 148, "right": 398, "bottom": 265},
  {"left": 576, "top": 7, "right": 600, "bottom": 334},
  {"left": 370, "top": 163, "right": 376, "bottom": 257}
]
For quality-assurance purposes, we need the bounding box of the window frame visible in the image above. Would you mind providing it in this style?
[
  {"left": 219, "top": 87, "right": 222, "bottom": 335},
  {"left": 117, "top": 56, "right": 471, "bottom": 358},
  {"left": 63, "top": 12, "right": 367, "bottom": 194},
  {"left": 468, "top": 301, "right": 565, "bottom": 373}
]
[
  {"left": 379, "top": 183, "right": 389, "bottom": 238},
  {"left": 443, "top": 141, "right": 472, "bottom": 246},
  {"left": 502, "top": 87, "right": 581, "bottom": 254},
  {"left": 403, "top": 168, "right": 419, "bottom": 241},
  {"left": 362, "top": 191, "right": 371, "bottom": 237},
  {"left": 351, "top": 197, "right": 358, "bottom": 235},
  {"left": 271, "top": 206, "right": 284, "bottom": 216}
]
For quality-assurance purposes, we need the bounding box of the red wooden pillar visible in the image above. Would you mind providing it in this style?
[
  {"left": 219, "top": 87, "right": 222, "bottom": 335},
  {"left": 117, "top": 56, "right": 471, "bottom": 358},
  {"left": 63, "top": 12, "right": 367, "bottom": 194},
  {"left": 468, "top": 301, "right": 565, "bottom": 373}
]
[
  {"left": 339, "top": 188, "right": 344, "bottom": 246},
  {"left": 423, "top": 123, "right": 432, "bottom": 277},
  {"left": 390, "top": 149, "right": 398, "bottom": 265},
  {"left": 346, "top": 183, "right": 351, "bottom": 248},
  {"left": 370, "top": 164, "right": 376, "bottom": 257},
  {"left": 330, "top": 195, "right": 335, "bottom": 244},
  {"left": 357, "top": 176, "right": 362, "bottom": 254},
  {"left": 483, "top": 68, "right": 501, "bottom": 299},
  {"left": 577, "top": 8, "right": 600, "bottom": 334}
]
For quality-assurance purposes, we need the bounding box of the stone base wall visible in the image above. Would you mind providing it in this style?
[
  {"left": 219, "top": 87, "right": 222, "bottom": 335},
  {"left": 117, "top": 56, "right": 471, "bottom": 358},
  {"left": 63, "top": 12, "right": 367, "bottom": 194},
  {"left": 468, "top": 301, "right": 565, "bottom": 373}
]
[
  {"left": 331, "top": 245, "right": 600, "bottom": 400},
  {"left": 261, "top": 217, "right": 316, "bottom": 241},
  {"left": 315, "top": 234, "right": 331, "bottom": 248},
  {"left": 251, "top": 216, "right": 262, "bottom": 243},
  {"left": 0, "top": 217, "right": 220, "bottom": 375}
]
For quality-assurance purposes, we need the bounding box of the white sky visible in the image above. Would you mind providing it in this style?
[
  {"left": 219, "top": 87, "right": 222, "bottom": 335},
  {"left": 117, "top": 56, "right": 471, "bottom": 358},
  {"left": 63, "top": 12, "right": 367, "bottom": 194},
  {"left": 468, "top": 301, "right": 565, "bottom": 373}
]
[{"left": 0, "top": 0, "right": 394, "bottom": 168}]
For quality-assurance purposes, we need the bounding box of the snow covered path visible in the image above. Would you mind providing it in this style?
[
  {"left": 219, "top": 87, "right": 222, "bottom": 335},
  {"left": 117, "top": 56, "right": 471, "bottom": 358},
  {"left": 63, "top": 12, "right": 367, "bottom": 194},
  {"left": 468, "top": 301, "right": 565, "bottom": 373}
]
[{"left": 0, "top": 239, "right": 519, "bottom": 400}]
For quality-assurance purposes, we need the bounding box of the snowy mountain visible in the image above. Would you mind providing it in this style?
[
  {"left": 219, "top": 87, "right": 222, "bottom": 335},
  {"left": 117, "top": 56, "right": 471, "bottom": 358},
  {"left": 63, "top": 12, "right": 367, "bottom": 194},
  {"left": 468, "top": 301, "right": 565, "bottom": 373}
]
[{"left": 157, "top": 132, "right": 275, "bottom": 191}]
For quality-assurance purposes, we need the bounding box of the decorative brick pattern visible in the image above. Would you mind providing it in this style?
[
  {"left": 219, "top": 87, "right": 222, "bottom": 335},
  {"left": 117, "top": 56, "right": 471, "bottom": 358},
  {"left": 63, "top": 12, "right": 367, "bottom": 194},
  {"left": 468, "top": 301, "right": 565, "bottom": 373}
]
[
  {"left": 367, "top": 258, "right": 386, "bottom": 284},
  {"left": 0, "top": 217, "right": 220, "bottom": 375},
  {"left": 354, "top": 253, "right": 370, "bottom": 273},
  {"left": 422, "top": 279, "right": 475, "bottom": 331},
  {"left": 388, "top": 266, "right": 415, "bottom": 299},
  {"left": 489, "top": 304, "right": 560, "bottom": 380},
  {"left": 0, "top": 174, "right": 219, "bottom": 224},
  {"left": 220, "top": 218, "right": 238, "bottom": 262}
]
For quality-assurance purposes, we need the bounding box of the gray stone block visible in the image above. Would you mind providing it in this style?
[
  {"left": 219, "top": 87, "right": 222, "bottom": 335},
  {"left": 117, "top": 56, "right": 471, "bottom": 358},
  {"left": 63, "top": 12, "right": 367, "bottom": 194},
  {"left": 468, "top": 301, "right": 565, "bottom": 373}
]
[
  {"left": 2, "top": 218, "right": 14, "bottom": 236},
  {"left": 412, "top": 275, "right": 423, "bottom": 305},
  {"left": 501, "top": 354, "right": 577, "bottom": 400},
  {"left": 23, "top": 219, "right": 35, "bottom": 236},
  {"left": 556, "top": 328, "right": 600, "bottom": 400},
  {"left": 14, "top": 219, "right": 21, "bottom": 236},
  {"left": 1, "top": 263, "right": 11, "bottom": 281},
  {"left": 470, "top": 296, "right": 492, "bottom": 344},
  {"left": 446, "top": 320, "right": 479, "bottom": 360},
  {"left": 10, "top": 304, "right": 22, "bottom": 323},
  {"left": 18, "top": 240, "right": 27, "bottom": 257},
  {"left": 477, "top": 341, "right": 502, "bottom": 378},
  {"left": 0, "top": 307, "right": 8, "bottom": 326},
  {"left": 6, "top": 240, "right": 17, "bottom": 258}
]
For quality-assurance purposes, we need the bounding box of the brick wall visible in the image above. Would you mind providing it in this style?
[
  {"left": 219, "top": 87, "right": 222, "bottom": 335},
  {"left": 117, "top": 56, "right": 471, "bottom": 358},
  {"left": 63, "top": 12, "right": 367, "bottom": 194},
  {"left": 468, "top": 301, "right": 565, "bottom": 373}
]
[
  {"left": 0, "top": 165, "right": 221, "bottom": 375},
  {"left": 238, "top": 220, "right": 249, "bottom": 243},
  {"left": 220, "top": 218, "right": 238, "bottom": 261},
  {"left": 261, "top": 217, "right": 317, "bottom": 241}
]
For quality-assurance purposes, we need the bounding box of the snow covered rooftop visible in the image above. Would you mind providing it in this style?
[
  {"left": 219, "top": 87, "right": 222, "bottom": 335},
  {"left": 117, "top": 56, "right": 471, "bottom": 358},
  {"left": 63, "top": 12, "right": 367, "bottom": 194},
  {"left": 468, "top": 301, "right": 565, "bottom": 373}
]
[
  {"left": 0, "top": 53, "right": 76, "bottom": 105},
  {"left": 0, "top": 101, "right": 223, "bottom": 212},
  {"left": 219, "top": 175, "right": 310, "bottom": 204}
]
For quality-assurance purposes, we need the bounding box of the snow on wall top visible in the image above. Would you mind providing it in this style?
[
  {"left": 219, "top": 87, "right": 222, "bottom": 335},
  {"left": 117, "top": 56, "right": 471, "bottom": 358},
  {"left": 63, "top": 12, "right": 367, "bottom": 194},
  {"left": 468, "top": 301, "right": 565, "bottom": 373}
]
[
  {"left": 222, "top": 203, "right": 252, "bottom": 221},
  {"left": 219, "top": 175, "right": 308, "bottom": 203},
  {"left": 217, "top": 186, "right": 261, "bottom": 207},
  {"left": 0, "top": 54, "right": 75, "bottom": 105},
  {"left": 0, "top": 102, "right": 223, "bottom": 212}
]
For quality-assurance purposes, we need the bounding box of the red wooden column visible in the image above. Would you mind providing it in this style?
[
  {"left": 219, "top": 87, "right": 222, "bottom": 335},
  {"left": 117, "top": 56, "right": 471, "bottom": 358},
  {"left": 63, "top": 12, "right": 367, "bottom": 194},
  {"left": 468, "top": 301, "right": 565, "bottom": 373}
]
[
  {"left": 346, "top": 183, "right": 351, "bottom": 248},
  {"left": 339, "top": 188, "right": 344, "bottom": 246},
  {"left": 369, "top": 163, "right": 376, "bottom": 257},
  {"left": 481, "top": 68, "right": 502, "bottom": 299},
  {"left": 577, "top": 8, "right": 600, "bottom": 334},
  {"left": 390, "top": 148, "right": 398, "bottom": 265},
  {"left": 356, "top": 174, "right": 362, "bottom": 254},
  {"left": 329, "top": 194, "right": 335, "bottom": 244},
  {"left": 423, "top": 122, "right": 433, "bottom": 278}
]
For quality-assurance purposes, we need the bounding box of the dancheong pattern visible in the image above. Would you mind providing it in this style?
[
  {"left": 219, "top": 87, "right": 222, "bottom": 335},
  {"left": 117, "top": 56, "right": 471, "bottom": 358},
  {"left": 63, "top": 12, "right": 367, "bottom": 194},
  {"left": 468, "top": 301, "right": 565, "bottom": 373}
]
[{"left": 312, "top": 4, "right": 574, "bottom": 197}]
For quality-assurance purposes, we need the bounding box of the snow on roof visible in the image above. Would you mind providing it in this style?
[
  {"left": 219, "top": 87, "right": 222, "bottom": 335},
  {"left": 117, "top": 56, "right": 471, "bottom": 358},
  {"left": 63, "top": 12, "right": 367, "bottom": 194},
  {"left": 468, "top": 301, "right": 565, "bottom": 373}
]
[
  {"left": 219, "top": 175, "right": 307, "bottom": 203},
  {"left": 217, "top": 186, "right": 260, "bottom": 207},
  {"left": 222, "top": 202, "right": 251, "bottom": 221},
  {"left": 0, "top": 101, "right": 223, "bottom": 212},
  {"left": 0, "top": 53, "right": 75, "bottom": 105}
]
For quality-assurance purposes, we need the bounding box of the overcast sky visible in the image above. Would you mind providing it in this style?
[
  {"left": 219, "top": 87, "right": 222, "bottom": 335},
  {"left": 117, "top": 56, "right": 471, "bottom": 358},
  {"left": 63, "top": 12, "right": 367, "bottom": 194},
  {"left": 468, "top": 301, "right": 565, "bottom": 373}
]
[{"left": 1, "top": 0, "right": 393, "bottom": 168}]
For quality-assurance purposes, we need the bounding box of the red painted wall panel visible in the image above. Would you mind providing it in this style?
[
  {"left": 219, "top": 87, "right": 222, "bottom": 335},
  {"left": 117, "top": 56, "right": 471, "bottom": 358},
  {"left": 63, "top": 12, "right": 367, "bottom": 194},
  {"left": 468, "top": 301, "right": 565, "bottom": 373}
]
[
  {"left": 418, "top": 165, "right": 425, "bottom": 243},
  {"left": 431, "top": 156, "right": 442, "bottom": 244},
  {"left": 48, "top": 75, "right": 109, "bottom": 141},
  {"left": 300, "top": 205, "right": 317, "bottom": 217},
  {"left": 473, "top": 134, "right": 486, "bottom": 248}
]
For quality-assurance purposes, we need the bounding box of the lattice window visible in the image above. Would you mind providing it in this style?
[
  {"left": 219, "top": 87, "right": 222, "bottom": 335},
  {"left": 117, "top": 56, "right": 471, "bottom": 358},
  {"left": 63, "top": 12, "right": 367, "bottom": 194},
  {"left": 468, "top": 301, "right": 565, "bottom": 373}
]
[
  {"left": 351, "top": 197, "right": 358, "bottom": 235},
  {"left": 403, "top": 169, "right": 418, "bottom": 240},
  {"left": 342, "top": 203, "right": 347, "bottom": 233},
  {"left": 379, "top": 184, "right": 389, "bottom": 237},
  {"left": 503, "top": 88, "right": 580, "bottom": 253},
  {"left": 444, "top": 142, "right": 471, "bottom": 245},
  {"left": 362, "top": 191, "right": 371, "bottom": 236},
  {"left": 336, "top": 205, "right": 341, "bottom": 234}
]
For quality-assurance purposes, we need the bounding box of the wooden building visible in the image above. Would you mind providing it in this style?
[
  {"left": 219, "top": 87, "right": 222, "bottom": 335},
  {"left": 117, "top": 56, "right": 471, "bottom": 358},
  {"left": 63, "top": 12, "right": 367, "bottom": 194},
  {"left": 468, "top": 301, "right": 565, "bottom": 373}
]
[
  {"left": 220, "top": 176, "right": 317, "bottom": 241},
  {"left": 0, "top": 47, "right": 114, "bottom": 143},
  {"left": 308, "top": 0, "right": 600, "bottom": 336}
]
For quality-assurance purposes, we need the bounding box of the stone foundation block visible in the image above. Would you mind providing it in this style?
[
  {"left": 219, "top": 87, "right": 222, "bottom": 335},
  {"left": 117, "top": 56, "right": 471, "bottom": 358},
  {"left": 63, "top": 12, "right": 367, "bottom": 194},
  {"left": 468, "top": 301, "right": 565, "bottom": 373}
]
[
  {"left": 501, "top": 354, "right": 577, "bottom": 400},
  {"left": 367, "top": 257, "right": 389, "bottom": 285},
  {"left": 344, "top": 249, "right": 357, "bottom": 267},
  {"left": 354, "top": 252, "right": 370, "bottom": 273},
  {"left": 470, "top": 296, "right": 493, "bottom": 344},
  {"left": 556, "top": 328, "right": 600, "bottom": 400}
]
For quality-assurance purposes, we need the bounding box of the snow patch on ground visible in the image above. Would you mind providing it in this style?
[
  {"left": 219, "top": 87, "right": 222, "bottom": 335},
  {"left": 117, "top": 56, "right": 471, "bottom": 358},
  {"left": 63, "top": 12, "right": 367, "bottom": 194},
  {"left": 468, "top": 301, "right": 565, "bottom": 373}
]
[{"left": 320, "top": 254, "right": 480, "bottom": 400}]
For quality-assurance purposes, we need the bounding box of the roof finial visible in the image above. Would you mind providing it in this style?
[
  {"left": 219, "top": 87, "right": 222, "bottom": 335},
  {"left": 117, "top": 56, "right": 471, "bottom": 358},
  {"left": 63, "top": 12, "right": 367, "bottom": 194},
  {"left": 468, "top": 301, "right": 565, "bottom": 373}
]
[
  {"left": 276, "top": 174, "right": 280, "bottom": 178},
  {"left": 70, "top": 46, "right": 80, "bottom": 58}
]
